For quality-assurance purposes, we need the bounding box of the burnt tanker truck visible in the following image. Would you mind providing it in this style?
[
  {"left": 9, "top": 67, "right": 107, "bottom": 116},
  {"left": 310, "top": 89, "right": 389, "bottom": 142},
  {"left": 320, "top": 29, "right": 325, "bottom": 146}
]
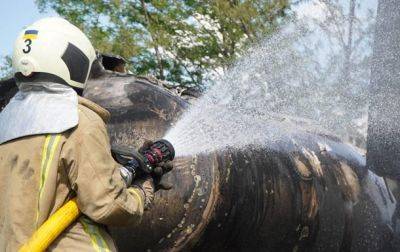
[{"left": 0, "top": 55, "right": 398, "bottom": 251}]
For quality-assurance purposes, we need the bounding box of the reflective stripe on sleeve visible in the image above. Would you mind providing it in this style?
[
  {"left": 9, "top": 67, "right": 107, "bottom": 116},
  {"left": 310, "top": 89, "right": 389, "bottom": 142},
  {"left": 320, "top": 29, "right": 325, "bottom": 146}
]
[
  {"left": 36, "top": 134, "right": 62, "bottom": 227},
  {"left": 127, "top": 187, "right": 144, "bottom": 211},
  {"left": 80, "top": 217, "right": 111, "bottom": 252}
]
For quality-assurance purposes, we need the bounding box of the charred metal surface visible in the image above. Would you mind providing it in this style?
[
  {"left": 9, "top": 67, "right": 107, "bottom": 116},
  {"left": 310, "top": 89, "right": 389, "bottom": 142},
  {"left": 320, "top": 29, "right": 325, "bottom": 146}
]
[
  {"left": 190, "top": 139, "right": 394, "bottom": 251},
  {"left": 82, "top": 67, "right": 397, "bottom": 251},
  {"left": 101, "top": 53, "right": 127, "bottom": 73},
  {"left": 0, "top": 78, "right": 17, "bottom": 110},
  {"left": 0, "top": 58, "right": 398, "bottom": 251}
]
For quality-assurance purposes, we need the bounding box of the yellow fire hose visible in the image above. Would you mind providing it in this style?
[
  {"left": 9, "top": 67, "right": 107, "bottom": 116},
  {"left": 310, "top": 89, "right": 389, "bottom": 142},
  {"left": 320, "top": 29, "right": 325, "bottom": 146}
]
[{"left": 19, "top": 198, "right": 80, "bottom": 252}]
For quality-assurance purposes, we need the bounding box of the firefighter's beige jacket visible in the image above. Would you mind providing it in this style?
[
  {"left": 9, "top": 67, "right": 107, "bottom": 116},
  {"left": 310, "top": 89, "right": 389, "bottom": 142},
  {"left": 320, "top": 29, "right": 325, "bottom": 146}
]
[{"left": 0, "top": 97, "right": 145, "bottom": 251}]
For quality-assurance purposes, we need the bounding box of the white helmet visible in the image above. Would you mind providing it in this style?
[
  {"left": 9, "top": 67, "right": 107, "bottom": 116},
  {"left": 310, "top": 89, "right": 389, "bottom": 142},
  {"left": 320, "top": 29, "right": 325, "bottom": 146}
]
[{"left": 12, "top": 17, "right": 96, "bottom": 89}]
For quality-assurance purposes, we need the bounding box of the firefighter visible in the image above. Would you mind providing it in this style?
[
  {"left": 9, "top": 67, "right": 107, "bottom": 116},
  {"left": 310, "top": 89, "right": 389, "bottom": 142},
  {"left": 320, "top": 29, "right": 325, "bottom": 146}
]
[{"left": 0, "top": 17, "right": 172, "bottom": 251}]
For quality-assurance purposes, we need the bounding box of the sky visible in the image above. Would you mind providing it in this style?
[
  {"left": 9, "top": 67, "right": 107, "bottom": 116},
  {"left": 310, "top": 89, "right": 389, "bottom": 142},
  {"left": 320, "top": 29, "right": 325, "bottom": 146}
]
[{"left": 0, "top": 0, "right": 56, "bottom": 56}]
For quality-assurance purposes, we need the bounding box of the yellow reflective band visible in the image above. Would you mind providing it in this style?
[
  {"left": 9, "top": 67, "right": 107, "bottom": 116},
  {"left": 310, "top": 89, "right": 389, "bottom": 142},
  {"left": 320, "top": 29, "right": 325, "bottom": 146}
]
[
  {"left": 36, "top": 134, "right": 62, "bottom": 227},
  {"left": 80, "top": 217, "right": 110, "bottom": 252},
  {"left": 128, "top": 188, "right": 144, "bottom": 211}
]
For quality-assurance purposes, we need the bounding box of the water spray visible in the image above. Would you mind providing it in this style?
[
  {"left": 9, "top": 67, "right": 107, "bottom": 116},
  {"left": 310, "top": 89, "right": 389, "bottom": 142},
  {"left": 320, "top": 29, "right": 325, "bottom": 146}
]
[{"left": 163, "top": 1, "right": 373, "bottom": 157}]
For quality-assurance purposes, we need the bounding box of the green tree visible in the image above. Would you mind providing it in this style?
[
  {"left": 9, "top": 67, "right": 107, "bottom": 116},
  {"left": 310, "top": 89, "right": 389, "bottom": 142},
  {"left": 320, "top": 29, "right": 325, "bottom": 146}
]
[
  {"left": 0, "top": 56, "right": 12, "bottom": 81},
  {"left": 36, "top": 0, "right": 290, "bottom": 87}
]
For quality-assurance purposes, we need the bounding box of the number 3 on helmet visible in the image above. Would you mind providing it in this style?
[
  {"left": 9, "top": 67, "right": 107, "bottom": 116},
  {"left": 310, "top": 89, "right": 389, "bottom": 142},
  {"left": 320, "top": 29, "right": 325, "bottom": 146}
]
[{"left": 12, "top": 17, "right": 96, "bottom": 90}]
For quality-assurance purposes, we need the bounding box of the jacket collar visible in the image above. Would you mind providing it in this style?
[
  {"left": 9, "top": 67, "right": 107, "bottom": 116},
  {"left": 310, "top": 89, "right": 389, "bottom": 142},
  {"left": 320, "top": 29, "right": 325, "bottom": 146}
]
[{"left": 78, "top": 97, "right": 111, "bottom": 123}]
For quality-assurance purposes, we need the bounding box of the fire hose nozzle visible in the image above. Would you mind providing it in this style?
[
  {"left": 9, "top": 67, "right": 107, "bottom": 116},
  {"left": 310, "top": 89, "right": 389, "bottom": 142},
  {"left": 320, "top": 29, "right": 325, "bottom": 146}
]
[
  {"left": 112, "top": 139, "right": 175, "bottom": 184},
  {"left": 142, "top": 139, "right": 175, "bottom": 165}
]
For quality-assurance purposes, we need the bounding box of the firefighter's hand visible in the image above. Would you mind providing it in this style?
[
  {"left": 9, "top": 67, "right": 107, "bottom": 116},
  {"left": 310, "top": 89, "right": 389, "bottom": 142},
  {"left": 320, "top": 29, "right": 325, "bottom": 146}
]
[
  {"left": 153, "top": 161, "right": 174, "bottom": 191},
  {"left": 138, "top": 139, "right": 174, "bottom": 191},
  {"left": 138, "top": 140, "right": 154, "bottom": 154},
  {"left": 132, "top": 175, "right": 155, "bottom": 210}
]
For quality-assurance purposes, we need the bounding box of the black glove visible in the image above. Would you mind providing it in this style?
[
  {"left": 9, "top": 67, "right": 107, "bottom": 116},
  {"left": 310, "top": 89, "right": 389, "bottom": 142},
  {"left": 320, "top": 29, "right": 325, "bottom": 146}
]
[
  {"left": 112, "top": 145, "right": 145, "bottom": 168},
  {"left": 139, "top": 140, "right": 174, "bottom": 191},
  {"left": 153, "top": 161, "right": 174, "bottom": 191},
  {"left": 112, "top": 145, "right": 145, "bottom": 186}
]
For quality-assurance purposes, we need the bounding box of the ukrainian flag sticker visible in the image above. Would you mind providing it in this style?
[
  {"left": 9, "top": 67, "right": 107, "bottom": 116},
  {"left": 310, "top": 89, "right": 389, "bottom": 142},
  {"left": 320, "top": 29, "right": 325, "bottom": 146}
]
[{"left": 23, "top": 30, "right": 39, "bottom": 40}]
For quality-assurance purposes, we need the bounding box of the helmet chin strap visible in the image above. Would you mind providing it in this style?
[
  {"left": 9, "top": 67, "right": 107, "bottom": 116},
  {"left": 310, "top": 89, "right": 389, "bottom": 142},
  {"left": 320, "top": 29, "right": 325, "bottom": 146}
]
[
  {"left": 14, "top": 72, "right": 83, "bottom": 95},
  {"left": 15, "top": 72, "right": 71, "bottom": 87}
]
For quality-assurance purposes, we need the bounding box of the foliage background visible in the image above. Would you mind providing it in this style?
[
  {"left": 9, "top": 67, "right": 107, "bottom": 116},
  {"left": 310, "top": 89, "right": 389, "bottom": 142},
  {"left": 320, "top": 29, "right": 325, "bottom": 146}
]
[
  {"left": 35, "top": 0, "right": 290, "bottom": 87},
  {"left": 0, "top": 56, "right": 12, "bottom": 81}
]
